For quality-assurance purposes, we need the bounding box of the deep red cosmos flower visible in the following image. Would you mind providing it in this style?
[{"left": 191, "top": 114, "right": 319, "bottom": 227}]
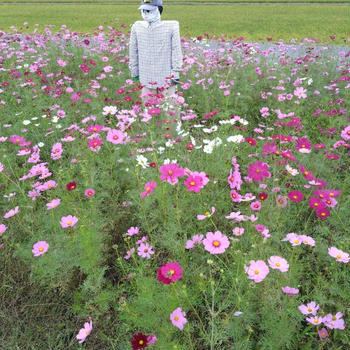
[
  {"left": 66, "top": 181, "right": 77, "bottom": 191},
  {"left": 258, "top": 192, "right": 268, "bottom": 201},
  {"left": 131, "top": 333, "right": 148, "bottom": 350}
]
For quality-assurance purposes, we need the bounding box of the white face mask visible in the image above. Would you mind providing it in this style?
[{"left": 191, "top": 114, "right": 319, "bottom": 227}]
[{"left": 141, "top": 8, "right": 160, "bottom": 23}]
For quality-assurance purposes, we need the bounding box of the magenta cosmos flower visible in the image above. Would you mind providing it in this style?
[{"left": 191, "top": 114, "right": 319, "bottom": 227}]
[
  {"left": 328, "top": 247, "right": 349, "bottom": 263},
  {"left": 184, "top": 175, "right": 203, "bottom": 193},
  {"left": 157, "top": 262, "right": 183, "bottom": 284},
  {"left": 268, "top": 256, "right": 289, "bottom": 272},
  {"left": 159, "top": 163, "right": 185, "bottom": 185},
  {"left": 288, "top": 190, "right": 304, "bottom": 202},
  {"left": 0, "top": 224, "right": 8, "bottom": 236},
  {"left": 170, "top": 307, "right": 187, "bottom": 330},
  {"left": 60, "top": 215, "right": 78, "bottom": 228},
  {"left": 244, "top": 260, "right": 270, "bottom": 283},
  {"left": 247, "top": 161, "right": 271, "bottom": 182},
  {"left": 76, "top": 319, "right": 93, "bottom": 343},
  {"left": 203, "top": 231, "right": 230, "bottom": 254},
  {"left": 32, "top": 241, "right": 49, "bottom": 257},
  {"left": 141, "top": 181, "right": 157, "bottom": 198}
]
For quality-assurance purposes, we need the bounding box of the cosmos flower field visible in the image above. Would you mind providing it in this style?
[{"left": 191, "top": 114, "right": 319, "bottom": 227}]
[{"left": 0, "top": 25, "right": 349, "bottom": 349}]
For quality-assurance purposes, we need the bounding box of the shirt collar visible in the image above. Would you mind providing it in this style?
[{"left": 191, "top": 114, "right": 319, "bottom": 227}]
[{"left": 142, "top": 18, "right": 162, "bottom": 29}]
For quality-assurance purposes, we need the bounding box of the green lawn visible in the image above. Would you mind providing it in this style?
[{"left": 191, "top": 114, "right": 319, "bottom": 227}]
[
  {"left": 0, "top": 4, "right": 349, "bottom": 43},
  {"left": 0, "top": 0, "right": 349, "bottom": 3}
]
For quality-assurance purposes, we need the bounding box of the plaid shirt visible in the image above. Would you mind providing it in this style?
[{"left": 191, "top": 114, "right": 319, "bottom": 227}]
[{"left": 128, "top": 19, "right": 183, "bottom": 88}]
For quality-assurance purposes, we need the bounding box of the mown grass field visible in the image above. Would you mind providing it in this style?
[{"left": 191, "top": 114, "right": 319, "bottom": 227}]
[
  {"left": 0, "top": 0, "right": 349, "bottom": 3},
  {"left": 1, "top": 4, "right": 349, "bottom": 43}
]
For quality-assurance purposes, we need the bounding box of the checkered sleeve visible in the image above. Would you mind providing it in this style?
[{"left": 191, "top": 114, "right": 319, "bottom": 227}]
[
  {"left": 128, "top": 23, "right": 139, "bottom": 78},
  {"left": 170, "top": 21, "right": 183, "bottom": 80}
]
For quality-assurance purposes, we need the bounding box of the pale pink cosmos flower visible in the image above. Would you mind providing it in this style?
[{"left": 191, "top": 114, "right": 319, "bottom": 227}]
[
  {"left": 328, "top": 247, "right": 349, "bottom": 263},
  {"left": 282, "top": 233, "right": 303, "bottom": 246},
  {"left": 4, "top": 206, "right": 19, "bottom": 219},
  {"left": 185, "top": 234, "right": 204, "bottom": 249},
  {"left": 282, "top": 286, "right": 299, "bottom": 297},
  {"left": 170, "top": 307, "right": 187, "bottom": 330},
  {"left": 106, "top": 129, "right": 126, "bottom": 144},
  {"left": 299, "top": 235, "right": 315, "bottom": 247},
  {"left": 294, "top": 87, "right": 307, "bottom": 99},
  {"left": 46, "top": 198, "right": 61, "bottom": 210},
  {"left": 124, "top": 247, "right": 135, "bottom": 260},
  {"left": 136, "top": 235, "right": 148, "bottom": 245},
  {"left": 244, "top": 260, "right": 269, "bottom": 283},
  {"left": 306, "top": 316, "right": 323, "bottom": 326},
  {"left": 324, "top": 313, "right": 345, "bottom": 330},
  {"left": 197, "top": 207, "right": 215, "bottom": 220},
  {"left": 340, "top": 125, "right": 350, "bottom": 141},
  {"left": 76, "top": 319, "right": 93, "bottom": 343},
  {"left": 137, "top": 242, "right": 154, "bottom": 259},
  {"left": 203, "top": 231, "right": 230, "bottom": 254},
  {"left": 225, "top": 211, "right": 246, "bottom": 222},
  {"left": 126, "top": 226, "right": 140, "bottom": 236},
  {"left": 250, "top": 201, "right": 262, "bottom": 211},
  {"left": 268, "top": 256, "right": 289, "bottom": 272},
  {"left": 232, "top": 227, "right": 245, "bottom": 236},
  {"left": 32, "top": 241, "right": 49, "bottom": 256},
  {"left": 0, "top": 224, "right": 7, "bottom": 236},
  {"left": 60, "top": 215, "right": 78, "bottom": 228},
  {"left": 298, "top": 301, "right": 319, "bottom": 315}
]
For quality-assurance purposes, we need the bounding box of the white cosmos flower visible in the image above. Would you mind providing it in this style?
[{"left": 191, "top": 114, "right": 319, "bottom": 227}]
[
  {"left": 31, "top": 117, "right": 38, "bottom": 120},
  {"left": 286, "top": 165, "right": 299, "bottom": 176},
  {"left": 227, "top": 135, "right": 244, "bottom": 143},
  {"left": 203, "top": 144, "right": 214, "bottom": 154},
  {"left": 37, "top": 142, "right": 45, "bottom": 148},
  {"left": 52, "top": 116, "right": 59, "bottom": 123},
  {"left": 157, "top": 147, "right": 165, "bottom": 154},
  {"left": 23, "top": 120, "right": 31, "bottom": 125},
  {"left": 307, "top": 78, "right": 313, "bottom": 85},
  {"left": 203, "top": 126, "right": 218, "bottom": 134},
  {"left": 239, "top": 118, "right": 249, "bottom": 125},
  {"left": 102, "top": 106, "right": 117, "bottom": 116},
  {"left": 299, "top": 148, "right": 311, "bottom": 154},
  {"left": 136, "top": 155, "right": 149, "bottom": 168}
]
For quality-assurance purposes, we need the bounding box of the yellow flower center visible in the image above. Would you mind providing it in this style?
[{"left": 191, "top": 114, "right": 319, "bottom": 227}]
[
  {"left": 39, "top": 247, "right": 44, "bottom": 252},
  {"left": 213, "top": 240, "right": 220, "bottom": 247},
  {"left": 307, "top": 308, "right": 312, "bottom": 312},
  {"left": 190, "top": 181, "right": 195, "bottom": 186},
  {"left": 146, "top": 187, "right": 151, "bottom": 191},
  {"left": 314, "top": 319, "right": 319, "bottom": 323},
  {"left": 330, "top": 192, "right": 334, "bottom": 197},
  {"left": 332, "top": 315, "right": 337, "bottom": 321},
  {"left": 321, "top": 332, "right": 326, "bottom": 337},
  {"left": 256, "top": 169, "right": 260, "bottom": 173},
  {"left": 68, "top": 221, "right": 72, "bottom": 225},
  {"left": 314, "top": 203, "right": 318, "bottom": 207},
  {"left": 205, "top": 211, "right": 210, "bottom": 216},
  {"left": 113, "top": 135, "right": 118, "bottom": 140},
  {"left": 139, "top": 340, "right": 144, "bottom": 345},
  {"left": 254, "top": 270, "right": 259, "bottom": 275},
  {"left": 276, "top": 263, "right": 280, "bottom": 267},
  {"left": 170, "top": 269, "right": 175, "bottom": 275},
  {"left": 304, "top": 171, "right": 308, "bottom": 175},
  {"left": 168, "top": 170, "right": 173, "bottom": 175},
  {"left": 174, "top": 316, "right": 179, "bottom": 321},
  {"left": 294, "top": 240, "right": 299, "bottom": 244},
  {"left": 293, "top": 195, "right": 297, "bottom": 199},
  {"left": 337, "top": 254, "right": 341, "bottom": 259},
  {"left": 321, "top": 212, "right": 326, "bottom": 216}
]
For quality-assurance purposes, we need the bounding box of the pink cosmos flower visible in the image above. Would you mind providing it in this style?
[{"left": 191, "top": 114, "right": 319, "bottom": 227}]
[
  {"left": 308, "top": 197, "right": 326, "bottom": 210},
  {"left": 232, "top": 227, "right": 245, "bottom": 236},
  {"left": 306, "top": 316, "right": 323, "bottom": 326},
  {"left": 88, "top": 138, "right": 102, "bottom": 150},
  {"left": 315, "top": 208, "right": 330, "bottom": 219},
  {"left": 230, "top": 190, "right": 242, "bottom": 202},
  {"left": 294, "top": 87, "right": 307, "bottom": 99},
  {"left": 76, "top": 319, "right": 93, "bottom": 343},
  {"left": 106, "top": 129, "right": 126, "bottom": 144},
  {"left": 60, "top": 215, "right": 78, "bottom": 228},
  {"left": 157, "top": 262, "right": 183, "bottom": 284},
  {"left": 250, "top": 201, "right": 262, "bottom": 211},
  {"left": 32, "top": 241, "right": 49, "bottom": 257},
  {"left": 159, "top": 163, "right": 185, "bottom": 185},
  {"left": 323, "top": 313, "right": 345, "bottom": 330},
  {"left": 340, "top": 125, "right": 350, "bottom": 140},
  {"left": 197, "top": 207, "right": 215, "bottom": 220},
  {"left": 126, "top": 226, "right": 140, "bottom": 236},
  {"left": 268, "top": 256, "right": 289, "bottom": 272},
  {"left": 248, "top": 161, "right": 271, "bottom": 182},
  {"left": 185, "top": 234, "right": 204, "bottom": 249},
  {"left": 85, "top": 188, "right": 95, "bottom": 197},
  {"left": 184, "top": 175, "right": 203, "bottom": 193},
  {"left": 170, "top": 307, "right": 187, "bottom": 330},
  {"left": 298, "top": 301, "right": 319, "bottom": 315},
  {"left": 141, "top": 181, "right": 157, "bottom": 198},
  {"left": 299, "top": 235, "right": 315, "bottom": 247},
  {"left": 318, "top": 328, "right": 329, "bottom": 339},
  {"left": 282, "top": 286, "right": 299, "bottom": 297},
  {"left": 137, "top": 243, "right": 154, "bottom": 259},
  {"left": 203, "top": 231, "right": 230, "bottom": 254},
  {"left": 4, "top": 206, "right": 19, "bottom": 219},
  {"left": 124, "top": 247, "right": 135, "bottom": 260},
  {"left": 328, "top": 247, "right": 349, "bottom": 263},
  {"left": 288, "top": 191, "right": 304, "bottom": 202},
  {"left": 244, "top": 260, "right": 270, "bottom": 283},
  {"left": 46, "top": 198, "right": 61, "bottom": 210},
  {"left": 276, "top": 195, "right": 288, "bottom": 207},
  {"left": 0, "top": 224, "right": 7, "bottom": 236}
]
